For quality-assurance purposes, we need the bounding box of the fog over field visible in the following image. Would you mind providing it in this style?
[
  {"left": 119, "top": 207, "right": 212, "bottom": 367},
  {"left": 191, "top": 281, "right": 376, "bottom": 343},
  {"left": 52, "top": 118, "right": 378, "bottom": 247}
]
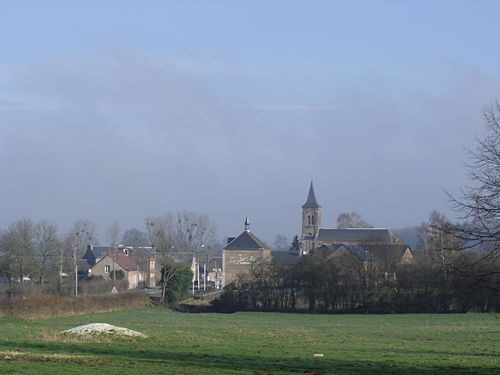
[{"left": 1, "top": 1, "right": 499, "bottom": 243}]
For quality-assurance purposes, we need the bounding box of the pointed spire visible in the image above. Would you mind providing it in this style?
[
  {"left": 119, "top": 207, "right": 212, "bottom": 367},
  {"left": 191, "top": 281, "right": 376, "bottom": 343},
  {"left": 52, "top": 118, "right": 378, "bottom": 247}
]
[
  {"left": 244, "top": 216, "right": 250, "bottom": 231},
  {"left": 302, "top": 181, "right": 320, "bottom": 208}
]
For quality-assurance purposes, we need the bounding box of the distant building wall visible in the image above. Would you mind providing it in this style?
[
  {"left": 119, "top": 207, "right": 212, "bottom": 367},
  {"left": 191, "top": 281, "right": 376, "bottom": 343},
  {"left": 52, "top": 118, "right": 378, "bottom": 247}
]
[{"left": 223, "top": 249, "right": 271, "bottom": 286}]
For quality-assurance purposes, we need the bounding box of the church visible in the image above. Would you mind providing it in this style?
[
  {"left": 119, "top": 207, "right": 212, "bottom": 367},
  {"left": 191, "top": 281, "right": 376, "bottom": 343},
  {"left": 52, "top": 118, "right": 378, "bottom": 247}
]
[
  {"left": 300, "top": 182, "right": 394, "bottom": 253},
  {"left": 221, "top": 183, "right": 412, "bottom": 287}
]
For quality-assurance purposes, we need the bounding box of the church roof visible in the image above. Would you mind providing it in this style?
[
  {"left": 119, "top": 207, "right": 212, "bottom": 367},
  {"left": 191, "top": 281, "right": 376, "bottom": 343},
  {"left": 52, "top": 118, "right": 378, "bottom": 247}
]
[
  {"left": 302, "top": 182, "right": 320, "bottom": 208},
  {"left": 317, "top": 228, "right": 391, "bottom": 242},
  {"left": 358, "top": 244, "right": 411, "bottom": 262},
  {"left": 224, "top": 230, "right": 269, "bottom": 250}
]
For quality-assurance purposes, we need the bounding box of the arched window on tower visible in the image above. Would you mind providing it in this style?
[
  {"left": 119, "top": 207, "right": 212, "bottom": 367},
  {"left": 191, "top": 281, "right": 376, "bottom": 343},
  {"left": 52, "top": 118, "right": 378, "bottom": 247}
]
[
  {"left": 311, "top": 215, "right": 315, "bottom": 225},
  {"left": 307, "top": 215, "right": 311, "bottom": 225}
]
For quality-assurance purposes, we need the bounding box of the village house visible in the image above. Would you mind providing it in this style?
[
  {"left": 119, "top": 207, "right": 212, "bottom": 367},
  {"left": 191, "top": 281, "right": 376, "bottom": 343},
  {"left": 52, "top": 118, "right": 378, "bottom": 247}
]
[
  {"left": 83, "top": 244, "right": 157, "bottom": 287},
  {"left": 90, "top": 252, "right": 146, "bottom": 289}
]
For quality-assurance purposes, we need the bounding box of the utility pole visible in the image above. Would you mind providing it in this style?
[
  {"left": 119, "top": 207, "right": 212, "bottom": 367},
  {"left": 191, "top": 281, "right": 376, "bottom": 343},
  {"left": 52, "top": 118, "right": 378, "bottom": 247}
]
[
  {"left": 197, "top": 262, "right": 200, "bottom": 291},
  {"left": 203, "top": 262, "right": 206, "bottom": 291},
  {"left": 74, "top": 234, "right": 79, "bottom": 297},
  {"left": 192, "top": 256, "right": 196, "bottom": 295},
  {"left": 112, "top": 245, "right": 116, "bottom": 284},
  {"left": 59, "top": 244, "right": 64, "bottom": 290},
  {"left": 74, "top": 247, "right": 78, "bottom": 296}
]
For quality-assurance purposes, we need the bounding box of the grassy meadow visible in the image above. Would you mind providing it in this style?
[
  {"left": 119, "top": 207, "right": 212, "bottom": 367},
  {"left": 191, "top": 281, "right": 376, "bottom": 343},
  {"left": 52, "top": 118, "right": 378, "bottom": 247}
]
[{"left": 0, "top": 308, "right": 498, "bottom": 374}]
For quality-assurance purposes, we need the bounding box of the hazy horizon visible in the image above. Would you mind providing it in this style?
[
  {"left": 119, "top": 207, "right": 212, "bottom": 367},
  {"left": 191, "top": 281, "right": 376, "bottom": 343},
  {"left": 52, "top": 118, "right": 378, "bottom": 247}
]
[{"left": 1, "top": 1, "right": 499, "bottom": 245}]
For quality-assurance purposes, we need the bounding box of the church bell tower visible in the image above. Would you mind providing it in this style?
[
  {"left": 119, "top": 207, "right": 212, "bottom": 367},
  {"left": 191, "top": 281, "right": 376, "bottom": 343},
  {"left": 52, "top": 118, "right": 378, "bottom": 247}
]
[{"left": 301, "top": 182, "right": 321, "bottom": 249}]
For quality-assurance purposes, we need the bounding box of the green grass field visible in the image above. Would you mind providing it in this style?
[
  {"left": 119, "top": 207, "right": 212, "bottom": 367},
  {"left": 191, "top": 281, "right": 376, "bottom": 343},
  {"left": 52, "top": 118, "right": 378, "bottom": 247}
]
[{"left": 0, "top": 308, "right": 498, "bottom": 374}]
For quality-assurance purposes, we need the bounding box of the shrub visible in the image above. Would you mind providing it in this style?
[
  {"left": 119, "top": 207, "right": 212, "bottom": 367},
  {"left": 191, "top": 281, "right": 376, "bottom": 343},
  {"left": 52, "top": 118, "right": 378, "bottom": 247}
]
[{"left": 0, "top": 291, "right": 151, "bottom": 319}]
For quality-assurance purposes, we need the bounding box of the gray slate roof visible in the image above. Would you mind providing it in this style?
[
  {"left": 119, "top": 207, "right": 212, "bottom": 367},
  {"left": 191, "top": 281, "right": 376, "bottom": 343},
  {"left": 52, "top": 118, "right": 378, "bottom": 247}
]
[
  {"left": 310, "top": 243, "right": 411, "bottom": 263},
  {"left": 337, "top": 244, "right": 374, "bottom": 261},
  {"left": 224, "top": 230, "right": 269, "bottom": 250},
  {"left": 357, "top": 244, "right": 411, "bottom": 262},
  {"left": 318, "top": 228, "right": 390, "bottom": 242},
  {"left": 271, "top": 251, "right": 302, "bottom": 264},
  {"left": 90, "top": 246, "right": 112, "bottom": 260},
  {"left": 132, "top": 247, "right": 155, "bottom": 258},
  {"left": 302, "top": 182, "right": 320, "bottom": 208}
]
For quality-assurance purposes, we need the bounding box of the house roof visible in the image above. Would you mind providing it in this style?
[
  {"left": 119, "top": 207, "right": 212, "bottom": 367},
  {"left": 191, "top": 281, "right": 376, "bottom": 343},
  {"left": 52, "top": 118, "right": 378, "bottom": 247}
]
[
  {"left": 302, "top": 181, "right": 320, "bottom": 209},
  {"left": 90, "top": 246, "right": 112, "bottom": 259},
  {"left": 318, "top": 228, "right": 391, "bottom": 242},
  {"left": 130, "top": 247, "right": 155, "bottom": 258},
  {"left": 224, "top": 230, "right": 269, "bottom": 250},
  {"left": 359, "top": 244, "right": 412, "bottom": 262},
  {"left": 114, "top": 253, "right": 140, "bottom": 271},
  {"left": 92, "top": 252, "right": 140, "bottom": 271},
  {"left": 309, "top": 243, "right": 411, "bottom": 263},
  {"left": 78, "top": 259, "right": 92, "bottom": 271},
  {"left": 271, "top": 251, "right": 302, "bottom": 264},
  {"left": 82, "top": 247, "right": 97, "bottom": 266},
  {"left": 334, "top": 244, "right": 374, "bottom": 262}
]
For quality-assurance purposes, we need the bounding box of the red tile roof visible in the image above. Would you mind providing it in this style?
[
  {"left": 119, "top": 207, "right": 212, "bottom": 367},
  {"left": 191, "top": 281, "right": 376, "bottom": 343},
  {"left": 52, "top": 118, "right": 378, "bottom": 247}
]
[{"left": 107, "top": 252, "right": 140, "bottom": 271}]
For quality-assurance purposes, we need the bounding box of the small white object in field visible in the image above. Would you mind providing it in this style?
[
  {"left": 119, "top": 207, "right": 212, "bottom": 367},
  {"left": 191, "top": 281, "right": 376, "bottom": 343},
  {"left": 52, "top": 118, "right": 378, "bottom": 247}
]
[
  {"left": 62, "top": 323, "right": 147, "bottom": 338},
  {"left": 313, "top": 353, "right": 324, "bottom": 357}
]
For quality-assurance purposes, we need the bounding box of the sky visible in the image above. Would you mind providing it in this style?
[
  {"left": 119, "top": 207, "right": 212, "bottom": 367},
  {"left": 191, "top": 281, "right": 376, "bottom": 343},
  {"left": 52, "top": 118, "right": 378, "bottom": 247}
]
[{"left": 0, "top": 1, "right": 499, "bottom": 245}]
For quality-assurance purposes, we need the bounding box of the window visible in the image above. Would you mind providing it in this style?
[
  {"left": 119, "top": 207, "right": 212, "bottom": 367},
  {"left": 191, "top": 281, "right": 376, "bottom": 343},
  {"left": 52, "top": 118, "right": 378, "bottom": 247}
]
[
  {"left": 311, "top": 215, "right": 315, "bottom": 225},
  {"left": 104, "top": 265, "right": 110, "bottom": 273}
]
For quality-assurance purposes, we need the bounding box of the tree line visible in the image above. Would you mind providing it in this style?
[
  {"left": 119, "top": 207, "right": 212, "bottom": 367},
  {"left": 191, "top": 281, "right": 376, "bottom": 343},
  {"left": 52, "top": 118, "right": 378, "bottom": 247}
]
[
  {"left": 0, "top": 211, "right": 216, "bottom": 301},
  {"left": 213, "top": 243, "right": 499, "bottom": 313},
  {"left": 214, "top": 103, "right": 500, "bottom": 313}
]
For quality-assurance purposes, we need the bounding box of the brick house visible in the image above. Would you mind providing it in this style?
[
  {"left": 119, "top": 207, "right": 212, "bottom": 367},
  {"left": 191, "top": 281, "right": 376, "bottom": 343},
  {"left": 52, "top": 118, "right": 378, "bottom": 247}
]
[
  {"left": 84, "top": 245, "right": 157, "bottom": 287},
  {"left": 90, "top": 252, "right": 146, "bottom": 289},
  {"left": 222, "top": 218, "right": 271, "bottom": 287}
]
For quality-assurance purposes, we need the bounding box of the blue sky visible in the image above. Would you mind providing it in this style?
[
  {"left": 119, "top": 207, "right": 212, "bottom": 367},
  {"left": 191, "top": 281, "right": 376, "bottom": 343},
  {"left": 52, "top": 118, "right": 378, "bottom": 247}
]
[{"left": 1, "top": 1, "right": 499, "bottom": 244}]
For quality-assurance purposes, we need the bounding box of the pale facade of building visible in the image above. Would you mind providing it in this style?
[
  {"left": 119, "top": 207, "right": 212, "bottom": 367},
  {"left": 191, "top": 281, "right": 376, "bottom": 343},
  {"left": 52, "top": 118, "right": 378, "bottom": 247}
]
[{"left": 222, "top": 218, "right": 272, "bottom": 287}]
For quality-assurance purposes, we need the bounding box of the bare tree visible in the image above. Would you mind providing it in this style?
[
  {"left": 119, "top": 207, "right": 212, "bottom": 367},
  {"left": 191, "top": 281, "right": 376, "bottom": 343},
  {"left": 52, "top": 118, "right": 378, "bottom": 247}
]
[
  {"left": 417, "top": 211, "right": 461, "bottom": 276},
  {"left": 448, "top": 102, "right": 500, "bottom": 288},
  {"left": 66, "top": 220, "right": 97, "bottom": 296},
  {"left": 0, "top": 219, "right": 36, "bottom": 285},
  {"left": 34, "top": 220, "right": 60, "bottom": 286},
  {"left": 337, "top": 212, "right": 373, "bottom": 229},
  {"left": 146, "top": 211, "right": 216, "bottom": 305},
  {"left": 121, "top": 228, "right": 149, "bottom": 247},
  {"left": 273, "top": 234, "right": 289, "bottom": 251},
  {"left": 107, "top": 221, "right": 121, "bottom": 283}
]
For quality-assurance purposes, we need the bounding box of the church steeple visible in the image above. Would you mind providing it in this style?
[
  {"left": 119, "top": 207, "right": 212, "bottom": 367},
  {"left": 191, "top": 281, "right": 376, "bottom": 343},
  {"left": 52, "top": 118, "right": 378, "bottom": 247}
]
[
  {"left": 301, "top": 182, "right": 321, "bottom": 251},
  {"left": 302, "top": 181, "right": 320, "bottom": 209},
  {"left": 244, "top": 216, "right": 250, "bottom": 231}
]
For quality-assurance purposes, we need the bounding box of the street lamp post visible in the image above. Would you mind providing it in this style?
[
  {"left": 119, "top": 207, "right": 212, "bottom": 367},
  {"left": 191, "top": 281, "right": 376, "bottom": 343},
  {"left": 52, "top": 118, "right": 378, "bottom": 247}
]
[{"left": 192, "top": 256, "right": 196, "bottom": 295}]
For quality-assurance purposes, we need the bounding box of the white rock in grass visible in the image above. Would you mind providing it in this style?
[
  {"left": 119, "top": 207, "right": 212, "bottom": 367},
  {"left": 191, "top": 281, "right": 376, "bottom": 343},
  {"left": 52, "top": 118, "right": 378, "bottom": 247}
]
[{"left": 62, "top": 323, "right": 147, "bottom": 338}]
